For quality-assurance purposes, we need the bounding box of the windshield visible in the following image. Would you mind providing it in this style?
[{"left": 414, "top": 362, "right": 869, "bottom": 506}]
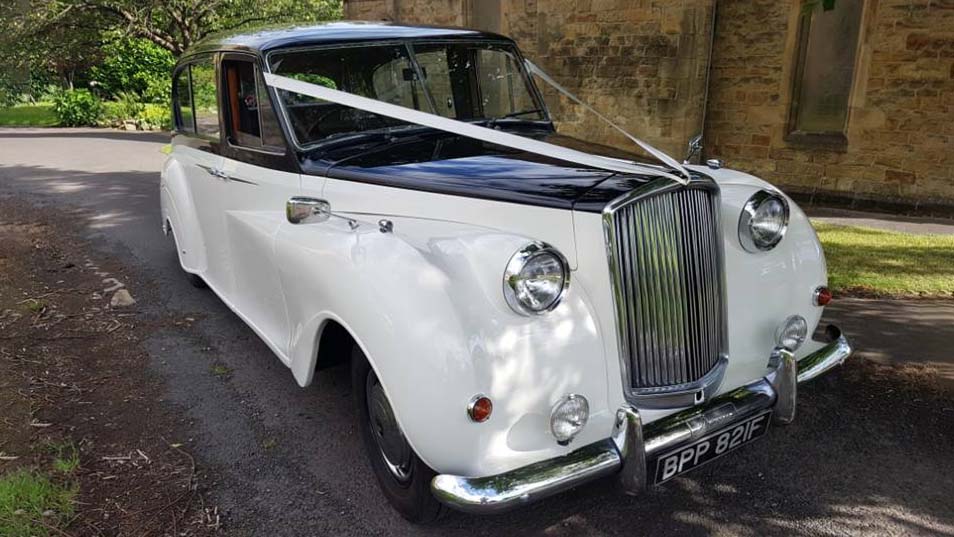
[{"left": 267, "top": 41, "right": 547, "bottom": 147}]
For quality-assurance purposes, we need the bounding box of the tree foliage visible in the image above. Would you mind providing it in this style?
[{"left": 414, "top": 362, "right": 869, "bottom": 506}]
[
  {"left": 2, "top": 0, "right": 342, "bottom": 70},
  {"left": 89, "top": 35, "right": 175, "bottom": 101}
]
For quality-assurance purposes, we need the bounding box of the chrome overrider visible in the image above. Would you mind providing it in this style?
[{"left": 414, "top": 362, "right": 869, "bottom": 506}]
[{"left": 431, "top": 325, "right": 852, "bottom": 514}]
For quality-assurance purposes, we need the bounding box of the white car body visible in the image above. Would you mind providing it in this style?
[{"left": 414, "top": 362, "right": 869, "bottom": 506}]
[{"left": 160, "top": 22, "right": 851, "bottom": 515}]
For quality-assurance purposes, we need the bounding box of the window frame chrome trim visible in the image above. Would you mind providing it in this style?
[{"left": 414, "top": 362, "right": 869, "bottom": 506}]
[{"left": 601, "top": 177, "right": 729, "bottom": 408}]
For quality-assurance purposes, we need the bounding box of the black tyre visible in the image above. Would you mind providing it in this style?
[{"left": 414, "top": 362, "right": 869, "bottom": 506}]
[{"left": 351, "top": 345, "right": 444, "bottom": 523}]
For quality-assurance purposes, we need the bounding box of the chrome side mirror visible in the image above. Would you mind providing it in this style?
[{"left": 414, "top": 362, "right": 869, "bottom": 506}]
[
  {"left": 287, "top": 197, "right": 331, "bottom": 224},
  {"left": 684, "top": 134, "right": 703, "bottom": 164}
]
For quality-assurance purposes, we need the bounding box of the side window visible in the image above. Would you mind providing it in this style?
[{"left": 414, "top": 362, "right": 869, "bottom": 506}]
[
  {"left": 788, "top": 0, "right": 864, "bottom": 143},
  {"left": 191, "top": 58, "right": 220, "bottom": 139},
  {"left": 174, "top": 68, "right": 195, "bottom": 133},
  {"left": 476, "top": 47, "right": 537, "bottom": 119},
  {"left": 371, "top": 56, "right": 426, "bottom": 111},
  {"left": 257, "top": 72, "right": 286, "bottom": 148},
  {"left": 223, "top": 58, "right": 285, "bottom": 151},
  {"left": 412, "top": 49, "right": 457, "bottom": 117}
]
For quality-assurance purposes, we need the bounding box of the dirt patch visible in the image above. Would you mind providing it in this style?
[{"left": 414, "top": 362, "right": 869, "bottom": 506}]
[{"left": 0, "top": 201, "right": 217, "bottom": 536}]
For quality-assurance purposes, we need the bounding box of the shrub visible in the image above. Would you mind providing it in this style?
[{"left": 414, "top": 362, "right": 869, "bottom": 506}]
[
  {"left": 0, "top": 73, "right": 19, "bottom": 109},
  {"left": 115, "top": 91, "right": 145, "bottom": 118},
  {"left": 52, "top": 89, "right": 103, "bottom": 127},
  {"left": 89, "top": 36, "right": 174, "bottom": 103},
  {"left": 137, "top": 103, "right": 172, "bottom": 131}
]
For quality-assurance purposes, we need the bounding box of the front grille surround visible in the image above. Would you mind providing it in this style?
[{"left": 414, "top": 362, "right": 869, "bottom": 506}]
[{"left": 602, "top": 179, "right": 729, "bottom": 405}]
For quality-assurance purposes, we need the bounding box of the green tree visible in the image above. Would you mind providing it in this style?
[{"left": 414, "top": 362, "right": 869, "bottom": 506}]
[
  {"left": 9, "top": 0, "right": 342, "bottom": 56},
  {"left": 89, "top": 35, "right": 175, "bottom": 101}
]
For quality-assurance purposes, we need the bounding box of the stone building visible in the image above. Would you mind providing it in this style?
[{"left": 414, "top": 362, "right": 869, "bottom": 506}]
[{"left": 343, "top": 0, "right": 954, "bottom": 213}]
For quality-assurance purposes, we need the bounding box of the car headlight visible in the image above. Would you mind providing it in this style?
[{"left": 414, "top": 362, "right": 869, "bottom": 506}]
[
  {"left": 503, "top": 242, "right": 569, "bottom": 315},
  {"left": 739, "top": 190, "right": 789, "bottom": 252}
]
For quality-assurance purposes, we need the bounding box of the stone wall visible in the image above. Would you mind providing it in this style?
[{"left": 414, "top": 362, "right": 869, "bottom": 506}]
[
  {"left": 344, "top": 0, "right": 466, "bottom": 26},
  {"left": 344, "top": 0, "right": 715, "bottom": 157},
  {"left": 705, "top": 0, "right": 954, "bottom": 210},
  {"left": 344, "top": 0, "right": 954, "bottom": 210}
]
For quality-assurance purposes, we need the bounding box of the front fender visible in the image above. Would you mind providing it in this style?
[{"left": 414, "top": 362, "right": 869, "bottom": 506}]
[
  {"left": 274, "top": 216, "right": 612, "bottom": 477},
  {"left": 160, "top": 156, "right": 207, "bottom": 273},
  {"left": 690, "top": 165, "right": 828, "bottom": 388}
]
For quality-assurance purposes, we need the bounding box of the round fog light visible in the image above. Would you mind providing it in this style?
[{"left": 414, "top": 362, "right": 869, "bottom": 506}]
[
  {"left": 776, "top": 315, "right": 808, "bottom": 351},
  {"left": 550, "top": 394, "right": 589, "bottom": 445}
]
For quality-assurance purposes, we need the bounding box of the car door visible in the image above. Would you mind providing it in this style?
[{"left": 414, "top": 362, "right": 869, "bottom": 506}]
[
  {"left": 217, "top": 54, "right": 302, "bottom": 358},
  {"left": 174, "top": 54, "right": 229, "bottom": 289}
]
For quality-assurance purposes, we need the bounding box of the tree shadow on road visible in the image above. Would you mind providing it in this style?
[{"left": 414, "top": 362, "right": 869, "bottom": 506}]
[
  {"left": 417, "top": 362, "right": 954, "bottom": 536},
  {"left": 0, "top": 165, "right": 158, "bottom": 235}
]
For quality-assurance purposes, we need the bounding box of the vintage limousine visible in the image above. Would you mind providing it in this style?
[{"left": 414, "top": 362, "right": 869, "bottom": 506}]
[{"left": 160, "top": 22, "right": 852, "bottom": 522}]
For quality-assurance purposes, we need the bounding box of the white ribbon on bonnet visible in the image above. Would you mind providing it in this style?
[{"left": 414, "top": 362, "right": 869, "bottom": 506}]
[{"left": 264, "top": 63, "right": 690, "bottom": 185}]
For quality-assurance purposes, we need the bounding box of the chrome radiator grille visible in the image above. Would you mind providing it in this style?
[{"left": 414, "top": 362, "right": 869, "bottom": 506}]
[{"left": 604, "top": 183, "right": 727, "bottom": 392}]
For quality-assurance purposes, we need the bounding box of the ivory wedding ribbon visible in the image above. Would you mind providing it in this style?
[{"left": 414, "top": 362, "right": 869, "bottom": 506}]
[{"left": 265, "top": 72, "right": 688, "bottom": 184}]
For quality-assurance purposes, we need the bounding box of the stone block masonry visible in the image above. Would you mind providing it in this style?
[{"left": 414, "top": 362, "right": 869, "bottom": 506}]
[{"left": 344, "top": 0, "right": 954, "bottom": 212}]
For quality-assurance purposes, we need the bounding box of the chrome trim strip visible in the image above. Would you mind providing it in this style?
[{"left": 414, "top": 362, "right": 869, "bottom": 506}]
[{"left": 432, "top": 326, "right": 852, "bottom": 513}]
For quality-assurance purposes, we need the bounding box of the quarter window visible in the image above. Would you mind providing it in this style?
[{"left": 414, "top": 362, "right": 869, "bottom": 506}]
[
  {"left": 174, "top": 68, "right": 195, "bottom": 133},
  {"left": 223, "top": 59, "right": 285, "bottom": 150},
  {"left": 788, "top": 0, "right": 865, "bottom": 143},
  {"left": 191, "top": 58, "right": 220, "bottom": 139}
]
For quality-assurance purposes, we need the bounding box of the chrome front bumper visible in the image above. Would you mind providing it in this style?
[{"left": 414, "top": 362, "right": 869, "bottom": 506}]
[{"left": 431, "top": 325, "right": 852, "bottom": 514}]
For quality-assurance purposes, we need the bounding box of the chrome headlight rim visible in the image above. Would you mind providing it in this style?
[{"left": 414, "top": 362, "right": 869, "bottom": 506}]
[
  {"left": 738, "top": 190, "right": 790, "bottom": 253},
  {"left": 503, "top": 241, "right": 570, "bottom": 316}
]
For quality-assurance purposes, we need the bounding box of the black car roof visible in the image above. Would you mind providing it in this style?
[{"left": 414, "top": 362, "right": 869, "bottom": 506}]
[{"left": 183, "top": 21, "right": 513, "bottom": 59}]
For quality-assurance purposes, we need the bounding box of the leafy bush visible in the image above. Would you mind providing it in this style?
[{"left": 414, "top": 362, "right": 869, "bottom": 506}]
[
  {"left": 100, "top": 101, "right": 125, "bottom": 126},
  {"left": 0, "top": 73, "right": 19, "bottom": 108},
  {"left": 99, "top": 95, "right": 170, "bottom": 131},
  {"left": 137, "top": 103, "right": 172, "bottom": 131},
  {"left": 52, "top": 89, "right": 103, "bottom": 126},
  {"left": 115, "top": 91, "right": 145, "bottom": 118},
  {"left": 89, "top": 36, "right": 174, "bottom": 103}
]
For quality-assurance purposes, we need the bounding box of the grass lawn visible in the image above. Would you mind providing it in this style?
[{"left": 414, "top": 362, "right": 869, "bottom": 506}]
[
  {"left": 0, "top": 104, "right": 58, "bottom": 127},
  {"left": 0, "top": 470, "right": 75, "bottom": 537},
  {"left": 814, "top": 222, "right": 954, "bottom": 298}
]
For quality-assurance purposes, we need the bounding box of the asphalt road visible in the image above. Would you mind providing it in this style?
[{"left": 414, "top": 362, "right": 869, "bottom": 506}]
[{"left": 2, "top": 128, "right": 953, "bottom": 537}]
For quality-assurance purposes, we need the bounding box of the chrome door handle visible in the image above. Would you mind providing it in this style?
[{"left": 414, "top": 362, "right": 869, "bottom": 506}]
[
  {"left": 197, "top": 164, "right": 226, "bottom": 179},
  {"left": 197, "top": 164, "right": 230, "bottom": 180}
]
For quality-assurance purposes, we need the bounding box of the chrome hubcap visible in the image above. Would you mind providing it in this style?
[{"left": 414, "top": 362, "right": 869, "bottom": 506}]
[{"left": 366, "top": 372, "right": 413, "bottom": 484}]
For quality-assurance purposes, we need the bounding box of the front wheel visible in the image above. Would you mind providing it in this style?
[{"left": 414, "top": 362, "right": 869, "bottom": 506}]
[{"left": 351, "top": 346, "right": 444, "bottom": 523}]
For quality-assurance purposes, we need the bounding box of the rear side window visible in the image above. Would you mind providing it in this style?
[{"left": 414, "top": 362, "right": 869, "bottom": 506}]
[
  {"left": 174, "top": 69, "right": 195, "bottom": 133},
  {"left": 173, "top": 56, "right": 220, "bottom": 139},
  {"left": 191, "top": 59, "right": 220, "bottom": 139},
  {"left": 222, "top": 59, "right": 285, "bottom": 150}
]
